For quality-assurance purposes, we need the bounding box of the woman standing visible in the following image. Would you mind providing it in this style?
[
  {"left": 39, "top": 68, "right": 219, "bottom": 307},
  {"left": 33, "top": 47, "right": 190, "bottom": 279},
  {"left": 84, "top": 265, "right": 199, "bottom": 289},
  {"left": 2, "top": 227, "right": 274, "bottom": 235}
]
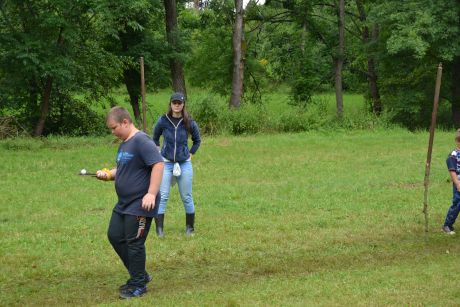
[{"left": 153, "top": 92, "right": 201, "bottom": 237}]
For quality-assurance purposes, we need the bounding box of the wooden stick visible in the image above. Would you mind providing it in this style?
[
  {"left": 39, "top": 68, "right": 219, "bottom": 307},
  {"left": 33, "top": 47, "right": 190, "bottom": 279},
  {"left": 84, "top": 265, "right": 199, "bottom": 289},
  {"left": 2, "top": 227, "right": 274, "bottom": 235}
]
[
  {"left": 423, "top": 63, "right": 443, "bottom": 232},
  {"left": 140, "top": 56, "right": 147, "bottom": 133}
]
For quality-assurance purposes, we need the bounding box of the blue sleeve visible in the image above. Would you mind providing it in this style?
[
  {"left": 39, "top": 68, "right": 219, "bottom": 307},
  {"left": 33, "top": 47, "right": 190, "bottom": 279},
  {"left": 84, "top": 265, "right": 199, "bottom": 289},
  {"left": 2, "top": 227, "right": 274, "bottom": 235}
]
[
  {"left": 152, "top": 117, "right": 163, "bottom": 146},
  {"left": 447, "top": 155, "right": 457, "bottom": 171},
  {"left": 139, "top": 136, "right": 163, "bottom": 166},
  {"left": 189, "top": 120, "right": 201, "bottom": 155}
]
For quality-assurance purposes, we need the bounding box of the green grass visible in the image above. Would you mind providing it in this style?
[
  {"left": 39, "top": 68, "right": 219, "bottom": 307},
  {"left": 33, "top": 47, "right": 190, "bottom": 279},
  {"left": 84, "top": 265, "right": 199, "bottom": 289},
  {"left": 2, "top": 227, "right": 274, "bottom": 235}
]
[{"left": 1, "top": 129, "right": 460, "bottom": 306}]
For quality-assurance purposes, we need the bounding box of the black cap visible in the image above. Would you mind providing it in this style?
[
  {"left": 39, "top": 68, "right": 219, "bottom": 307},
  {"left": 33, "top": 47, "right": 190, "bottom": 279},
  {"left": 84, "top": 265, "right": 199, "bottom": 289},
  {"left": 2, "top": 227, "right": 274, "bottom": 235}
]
[{"left": 170, "top": 92, "right": 185, "bottom": 103}]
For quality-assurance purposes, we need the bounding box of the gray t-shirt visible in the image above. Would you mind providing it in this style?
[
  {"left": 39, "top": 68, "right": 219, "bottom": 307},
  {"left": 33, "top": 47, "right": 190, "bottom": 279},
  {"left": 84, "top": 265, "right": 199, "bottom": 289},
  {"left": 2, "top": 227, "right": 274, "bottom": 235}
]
[{"left": 113, "top": 131, "right": 163, "bottom": 217}]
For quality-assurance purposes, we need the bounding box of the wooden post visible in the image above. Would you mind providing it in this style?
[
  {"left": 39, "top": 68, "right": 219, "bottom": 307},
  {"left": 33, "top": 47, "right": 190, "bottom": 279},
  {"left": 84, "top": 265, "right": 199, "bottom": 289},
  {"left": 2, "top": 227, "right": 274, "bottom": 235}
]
[
  {"left": 423, "top": 63, "right": 443, "bottom": 233},
  {"left": 140, "top": 57, "right": 147, "bottom": 133}
]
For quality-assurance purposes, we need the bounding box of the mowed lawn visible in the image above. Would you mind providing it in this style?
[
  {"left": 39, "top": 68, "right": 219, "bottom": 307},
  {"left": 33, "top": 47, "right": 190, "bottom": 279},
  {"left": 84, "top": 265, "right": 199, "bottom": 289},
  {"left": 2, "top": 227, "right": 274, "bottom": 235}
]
[{"left": 1, "top": 129, "right": 460, "bottom": 306}]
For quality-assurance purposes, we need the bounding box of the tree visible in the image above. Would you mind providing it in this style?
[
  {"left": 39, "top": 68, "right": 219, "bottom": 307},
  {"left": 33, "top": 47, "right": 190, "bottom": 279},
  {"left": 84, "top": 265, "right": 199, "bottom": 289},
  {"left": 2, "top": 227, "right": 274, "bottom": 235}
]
[
  {"left": 450, "top": 0, "right": 460, "bottom": 126},
  {"left": 186, "top": 0, "right": 252, "bottom": 98},
  {"left": 335, "top": 0, "right": 345, "bottom": 118},
  {"left": 164, "top": 0, "right": 187, "bottom": 95},
  {"left": 355, "top": 0, "right": 381, "bottom": 114},
  {"left": 370, "top": 0, "right": 460, "bottom": 128},
  {"left": 0, "top": 0, "right": 122, "bottom": 136},
  {"left": 229, "top": 0, "right": 245, "bottom": 108},
  {"left": 99, "top": 0, "right": 170, "bottom": 123}
]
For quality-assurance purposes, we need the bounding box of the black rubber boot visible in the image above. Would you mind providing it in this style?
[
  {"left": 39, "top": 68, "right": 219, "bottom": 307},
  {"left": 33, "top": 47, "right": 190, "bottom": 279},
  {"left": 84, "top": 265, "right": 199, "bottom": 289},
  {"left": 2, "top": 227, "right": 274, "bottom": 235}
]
[
  {"left": 155, "top": 214, "right": 164, "bottom": 238},
  {"left": 185, "top": 213, "right": 195, "bottom": 236}
]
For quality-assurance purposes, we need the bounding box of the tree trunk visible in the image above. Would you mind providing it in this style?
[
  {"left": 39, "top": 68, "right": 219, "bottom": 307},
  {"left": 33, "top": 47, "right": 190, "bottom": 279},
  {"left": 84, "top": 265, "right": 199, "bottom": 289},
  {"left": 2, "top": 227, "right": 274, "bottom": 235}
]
[
  {"left": 301, "top": 21, "right": 307, "bottom": 54},
  {"left": 334, "top": 0, "right": 345, "bottom": 118},
  {"left": 367, "top": 52, "right": 382, "bottom": 114},
  {"left": 452, "top": 56, "right": 460, "bottom": 127},
  {"left": 33, "top": 28, "right": 64, "bottom": 136},
  {"left": 356, "top": 0, "right": 381, "bottom": 114},
  {"left": 452, "top": 0, "right": 460, "bottom": 127},
  {"left": 123, "top": 69, "right": 141, "bottom": 123},
  {"left": 33, "top": 76, "right": 53, "bottom": 136},
  {"left": 229, "top": 0, "right": 244, "bottom": 109},
  {"left": 164, "top": 0, "right": 187, "bottom": 96}
]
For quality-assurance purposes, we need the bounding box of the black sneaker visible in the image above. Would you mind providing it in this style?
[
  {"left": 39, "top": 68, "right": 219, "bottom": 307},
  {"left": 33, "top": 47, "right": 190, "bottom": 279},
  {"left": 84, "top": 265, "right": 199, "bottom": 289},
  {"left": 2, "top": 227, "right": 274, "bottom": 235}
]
[
  {"left": 119, "top": 285, "right": 147, "bottom": 299},
  {"left": 119, "top": 274, "right": 152, "bottom": 291},
  {"left": 442, "top": 225, "right": 455, "bottom": 235}
]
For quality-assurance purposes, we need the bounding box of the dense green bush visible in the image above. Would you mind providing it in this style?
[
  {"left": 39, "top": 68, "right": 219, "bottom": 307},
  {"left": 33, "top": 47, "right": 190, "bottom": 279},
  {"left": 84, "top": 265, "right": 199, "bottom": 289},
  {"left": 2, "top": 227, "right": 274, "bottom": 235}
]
[
  {"left": 186, "top": 92, "right": 396, "bottom": 135},
  {"left": 2, "top": 90, "right": 397, "bottom": 138},
  {"left": 188, "top": 95, "right": 225, "bottom": 135},
  {"left": 227, "top": 104, "right": 270, "bottom": 135},
  {"left": 277, "top": 99, "right": 329, "bottom": 132},
  {"left": 44, "top": 99, "right": 108, "bottom": 136}
]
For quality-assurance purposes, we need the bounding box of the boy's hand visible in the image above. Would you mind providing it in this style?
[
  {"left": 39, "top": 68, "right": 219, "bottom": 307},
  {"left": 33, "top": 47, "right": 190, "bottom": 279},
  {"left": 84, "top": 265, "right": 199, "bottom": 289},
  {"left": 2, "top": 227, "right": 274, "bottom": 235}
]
[
  {"left": 96, "top": 168, "right": 113, "bottom": 181},
  {"left": 142, "top": 193, "right": 156, "bottom": 211}
]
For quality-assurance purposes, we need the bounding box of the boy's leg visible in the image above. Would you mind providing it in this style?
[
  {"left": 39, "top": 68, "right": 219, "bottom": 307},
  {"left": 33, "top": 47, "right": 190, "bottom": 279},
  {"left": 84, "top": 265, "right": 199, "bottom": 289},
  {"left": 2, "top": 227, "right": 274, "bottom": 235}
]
[
  {"left": 158, "top": 161, "right": 174, "bottom": 214},
  {"left": 107, "top": 211, "right": 129, "bottom": 270},
  {"left": 444, "top": 192, "right": 460, "bottom": 227},
  {"left": 124, "top": 215, "right": 153, "bottom": 287}
]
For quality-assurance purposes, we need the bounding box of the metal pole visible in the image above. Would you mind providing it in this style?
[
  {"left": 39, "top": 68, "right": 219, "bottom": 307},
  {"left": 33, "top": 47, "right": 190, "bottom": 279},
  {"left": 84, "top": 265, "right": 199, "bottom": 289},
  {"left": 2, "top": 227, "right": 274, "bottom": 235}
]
[
  {"left": 423, "top": 63, "right": 443, "bottom": 233},
  {"left": 140, "top": 56, "right": 147, "bottom": 133}
]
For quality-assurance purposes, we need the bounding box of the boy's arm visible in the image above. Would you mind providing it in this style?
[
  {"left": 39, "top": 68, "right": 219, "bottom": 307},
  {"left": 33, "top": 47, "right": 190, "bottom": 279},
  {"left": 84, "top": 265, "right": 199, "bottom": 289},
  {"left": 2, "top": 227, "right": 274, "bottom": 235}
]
[
  {"left": 141, "top": 162, "right": 164, "bottom": 211},
  {"left": 449, "top": 170, "right": 460, "bottom": 190}
]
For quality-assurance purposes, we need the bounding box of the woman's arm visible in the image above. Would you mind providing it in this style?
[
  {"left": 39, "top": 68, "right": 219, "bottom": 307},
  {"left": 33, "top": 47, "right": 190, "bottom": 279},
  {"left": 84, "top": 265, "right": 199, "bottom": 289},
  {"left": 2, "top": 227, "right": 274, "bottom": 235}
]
[
  {"left": 189, "top": 121, "right": 201, "bottom": 154},
  {"left": 152, "top": 117, "right": 163, "bottom": 146}
]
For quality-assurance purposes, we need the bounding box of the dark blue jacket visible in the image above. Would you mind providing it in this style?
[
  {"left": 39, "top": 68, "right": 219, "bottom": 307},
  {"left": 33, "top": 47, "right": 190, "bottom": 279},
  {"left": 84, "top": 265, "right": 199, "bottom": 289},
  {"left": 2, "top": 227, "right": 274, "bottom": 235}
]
[{"left": 153, "top": 115, "right": 201, "bottom": 162}]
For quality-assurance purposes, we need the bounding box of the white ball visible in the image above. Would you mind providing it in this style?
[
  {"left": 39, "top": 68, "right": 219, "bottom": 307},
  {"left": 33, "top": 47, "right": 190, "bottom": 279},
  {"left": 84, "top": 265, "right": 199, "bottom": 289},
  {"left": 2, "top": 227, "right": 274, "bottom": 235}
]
[{"left": 80, "top": 169, "right": 87, "bottom": 175}]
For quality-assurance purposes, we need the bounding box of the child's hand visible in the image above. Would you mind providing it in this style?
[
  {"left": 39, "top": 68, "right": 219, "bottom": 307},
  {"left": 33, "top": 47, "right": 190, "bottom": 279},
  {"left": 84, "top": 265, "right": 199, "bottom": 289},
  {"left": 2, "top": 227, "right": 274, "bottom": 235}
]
[
  {"left": 142, "top": 193, "right": 156, "bottom": 211},
  {"left": 96, "top": 168, "right": 113, "bottom": 181}
]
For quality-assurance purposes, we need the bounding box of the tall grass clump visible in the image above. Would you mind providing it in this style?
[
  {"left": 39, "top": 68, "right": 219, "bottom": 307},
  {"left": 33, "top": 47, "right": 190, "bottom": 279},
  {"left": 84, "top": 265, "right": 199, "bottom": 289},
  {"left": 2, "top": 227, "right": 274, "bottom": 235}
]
[
  {"left": 0, "top": 137, "right": 45, "bottom": 151},
  {"left": 277, "top": 97, "right": 329, "bottom": 132},
  {"left": 189, "top": 94, "right": 271, "bottom": 135},
  {"left": 1, "top": 90, "right": 397, "bottom": 139},
  {"left": 227, "top": 103, "right": 270, "bottom": 134},
  {"left": 188, "top": 94, "right": 227, "bottom": 135},
  {"left": 329, "top": 109, "right": 396, "bottom": 131},
  {"left": 187, "top": 92, "right": 396, "bottom": 135},
  {"left": 0, "top": 135, "right": 114, "bottom": 151}
]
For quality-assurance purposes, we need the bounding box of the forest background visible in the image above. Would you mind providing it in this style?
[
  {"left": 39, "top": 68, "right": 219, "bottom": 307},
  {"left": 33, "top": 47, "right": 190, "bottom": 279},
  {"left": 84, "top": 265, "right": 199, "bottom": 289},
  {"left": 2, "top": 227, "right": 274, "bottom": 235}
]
[{"left": 1, "top": 0, "right": 460, "bottom": 137}]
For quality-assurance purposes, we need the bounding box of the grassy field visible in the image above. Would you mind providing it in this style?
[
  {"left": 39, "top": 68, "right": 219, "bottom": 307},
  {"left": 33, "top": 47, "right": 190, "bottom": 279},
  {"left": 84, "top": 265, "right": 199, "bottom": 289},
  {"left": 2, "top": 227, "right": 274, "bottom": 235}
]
[{"left": 1, "top": 129, "right": 460, "bottom": 306}]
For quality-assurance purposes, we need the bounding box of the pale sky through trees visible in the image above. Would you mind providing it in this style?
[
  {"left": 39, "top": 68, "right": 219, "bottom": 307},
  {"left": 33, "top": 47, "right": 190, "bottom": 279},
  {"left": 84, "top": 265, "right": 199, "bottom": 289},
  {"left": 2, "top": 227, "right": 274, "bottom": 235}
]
[
  {"left": 244, "top": 0, "right": 265, "bottom": 7},
  {"left": 186, "top": 0, "right": 265, "bottom": 9}
]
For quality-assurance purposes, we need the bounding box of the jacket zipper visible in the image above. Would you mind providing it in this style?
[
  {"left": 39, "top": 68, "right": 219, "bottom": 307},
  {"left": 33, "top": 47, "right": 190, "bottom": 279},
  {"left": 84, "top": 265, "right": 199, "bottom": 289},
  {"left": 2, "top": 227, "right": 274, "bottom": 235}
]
[{"left": 166, "top": 115, "right": 183, "bottom": 162}]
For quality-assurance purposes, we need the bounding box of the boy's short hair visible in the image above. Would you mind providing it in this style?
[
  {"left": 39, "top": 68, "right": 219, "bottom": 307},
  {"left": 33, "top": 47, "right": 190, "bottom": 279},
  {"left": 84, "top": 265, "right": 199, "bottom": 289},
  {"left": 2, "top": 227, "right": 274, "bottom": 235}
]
[
  {"left": 455, "top": 129, "right": 460, "bottom": 142},
  {"left": 107, "top": 106, "right": 133, "bottom": 124}
]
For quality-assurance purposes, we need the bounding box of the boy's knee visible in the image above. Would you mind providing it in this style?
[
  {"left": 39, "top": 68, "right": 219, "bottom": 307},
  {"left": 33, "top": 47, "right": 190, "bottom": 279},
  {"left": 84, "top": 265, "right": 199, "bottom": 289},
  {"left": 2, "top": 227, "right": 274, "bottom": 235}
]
[{"left": 107, "top": 231, "right": 121, "bottom": 245}]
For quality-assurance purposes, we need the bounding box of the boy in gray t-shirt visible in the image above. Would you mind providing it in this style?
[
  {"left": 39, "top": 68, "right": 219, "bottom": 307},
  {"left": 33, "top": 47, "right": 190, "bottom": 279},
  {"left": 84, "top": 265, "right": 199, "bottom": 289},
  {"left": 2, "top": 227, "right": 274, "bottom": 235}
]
[{"left": 96, "top": 106, "right": 164, "bottom": 299}]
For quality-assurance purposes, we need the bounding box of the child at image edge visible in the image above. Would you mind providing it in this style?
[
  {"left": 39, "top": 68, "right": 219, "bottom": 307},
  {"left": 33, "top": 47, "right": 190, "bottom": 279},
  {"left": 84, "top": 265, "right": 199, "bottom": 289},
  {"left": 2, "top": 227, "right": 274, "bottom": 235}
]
[{"left": 442, "top": 129, "right": 460, "bottom": 235}]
